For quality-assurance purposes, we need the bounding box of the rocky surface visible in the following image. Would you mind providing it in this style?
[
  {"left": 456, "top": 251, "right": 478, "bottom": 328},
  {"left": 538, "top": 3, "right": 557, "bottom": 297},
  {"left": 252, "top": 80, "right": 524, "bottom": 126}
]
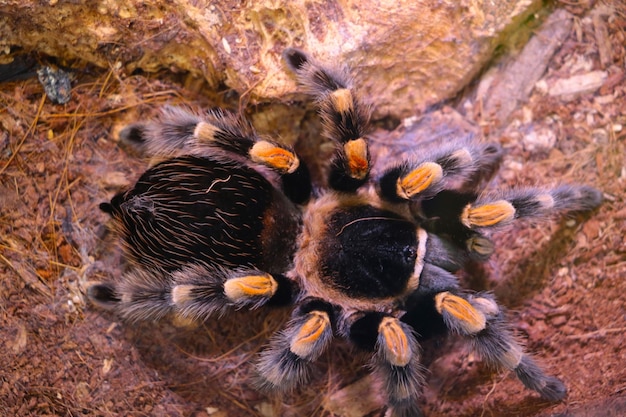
[{"left": 2, "top": 0, "right": 542, "bottom": 118}]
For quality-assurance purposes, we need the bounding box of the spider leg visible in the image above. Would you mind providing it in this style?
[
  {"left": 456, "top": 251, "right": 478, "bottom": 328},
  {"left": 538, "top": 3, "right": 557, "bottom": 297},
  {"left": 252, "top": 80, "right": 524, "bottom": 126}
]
[
  {"left": 284, "top": 48, "right": 372, "bottom": 192},
  {"left": 377, "top": 141, "right": 502, "bottom": 202},
  {"left": 403, "top": 265, "right": 566, "bottom": 401},
  {"left": 348, "top": 312, "right": 425, "bottom": 417},
  {"left": 256, "top": 298, "right": 335, "bottom": 392},
  {"left": 416, "top": 184, "right": 602, "bottom": 264},
  {"left": 458, "top": 185, "right": 603, "bottom": 229},
  {"left": 171, "top": 265, "right": 296, "bottom": 321},
  {"left": 115, "top": 107, "right": 311, "bottom": 204},
  {"left": 438, "top": 291, "right": 566, "bottom": 400},
  {"left": 87, "top": 264, "right": 296, "bottom": 323}
]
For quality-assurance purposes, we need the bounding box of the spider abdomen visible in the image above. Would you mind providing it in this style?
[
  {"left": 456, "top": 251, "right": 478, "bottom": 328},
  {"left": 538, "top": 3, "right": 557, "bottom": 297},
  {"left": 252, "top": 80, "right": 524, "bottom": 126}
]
[{"left": 107, "top": 155, "right": 301, "bottom": 274}]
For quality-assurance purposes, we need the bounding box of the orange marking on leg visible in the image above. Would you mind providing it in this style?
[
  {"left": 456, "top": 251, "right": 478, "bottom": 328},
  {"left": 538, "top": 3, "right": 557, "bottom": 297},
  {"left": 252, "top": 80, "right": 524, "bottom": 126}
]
[
  {"left": 194, "top": 122, "right": 221, "bottom": 141},
  {"left": 461, "top": 201, "right": 515, "bottom": 228},
  {"left": 330, "top": 88, "right": 354, "bottom": 114},
  {"left": 250, "top": 141, "right": 299, "bottom": 173},
  {"left": 290, "top": 311, "right": 331, "bottom": 358},
  {"left": 435, "top": 292, "right": 486, "bottom": 334},
  {"left": 343, "top": 138, "right": 369, "bottom": 179},
  {"left": 396, "top": 162, "right": 443, "bottom": 199},
  {"left": 379, "top": 317, "right": 411, "bottom": 366},
  {"left": 223, "top": 274, "right": 277, "bottom": 302}
]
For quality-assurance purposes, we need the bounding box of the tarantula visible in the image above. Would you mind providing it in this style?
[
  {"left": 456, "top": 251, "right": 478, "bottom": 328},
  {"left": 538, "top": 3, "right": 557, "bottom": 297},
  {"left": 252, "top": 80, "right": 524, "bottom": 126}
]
[{"left": 89, "top": 49, "right": 602, "bottom": 416}]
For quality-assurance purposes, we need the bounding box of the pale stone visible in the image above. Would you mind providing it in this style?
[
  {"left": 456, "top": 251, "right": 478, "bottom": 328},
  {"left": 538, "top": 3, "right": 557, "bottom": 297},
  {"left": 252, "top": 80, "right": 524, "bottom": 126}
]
[
  {"left": 323, "top": 375, "right": 385, "bottom": 417},
  {"left": 522, "top": 127, "right": 556, "bottom": 152},
  {"left": 548, "top": 71, "right": 609, "bottom": 98}
]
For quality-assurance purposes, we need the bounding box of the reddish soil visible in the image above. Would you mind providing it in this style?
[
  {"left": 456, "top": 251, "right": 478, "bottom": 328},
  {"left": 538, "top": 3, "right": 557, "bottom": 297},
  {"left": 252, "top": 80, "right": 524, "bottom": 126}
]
[{"left": 1, "top": 3, "right": 624, "bottom": 417}]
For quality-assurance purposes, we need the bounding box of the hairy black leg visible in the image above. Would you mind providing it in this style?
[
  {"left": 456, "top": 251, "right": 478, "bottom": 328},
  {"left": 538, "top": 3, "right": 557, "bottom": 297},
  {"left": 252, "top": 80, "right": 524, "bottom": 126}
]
[
  {"left": 401, "top": 263, "right": 460, "bottom": 339},
  {"left": 434, "top": 288, "right": 566, "bottom": 400},
  {"left": 87, "top": 267, "right": 173, "bottom": 322},
  {"left": 284, "top": 48, "right": 371, "bottom": 192},
  {"left": 117, "top": 107, "right": 248, "bottom": 157},
  {"left": 403, "top": 264, "right": 566, "bottom": 400},
  {"left": 87, "top": 265, "right": 298, "bottom": 323},
  {"left": 117, "top": 107, "right": 311, "bottom": 204},
  {"left": 417, "top": 184, "right": 602, "bottom": 263},
  {"left": 378, "top": 141, "right": 502, "bottom": 202},
  {"left": 469, "top": 306, "right": 567, "bottom": 401},
  {"left": 459, "top": 185, "right": 603, "bottom": 229},
  {"left": 171, "top": 265, "right": 296, "bottom": 321},
  {"left": 348, "top": 312, "right": 425, "bottom": 417}
]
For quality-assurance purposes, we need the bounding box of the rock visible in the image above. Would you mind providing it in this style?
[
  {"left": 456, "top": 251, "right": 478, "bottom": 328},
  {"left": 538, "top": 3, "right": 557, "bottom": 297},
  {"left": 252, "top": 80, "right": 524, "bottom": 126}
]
[
  {"left": 522, "top": 126, "right": 556, "bottom": 152},
  {"left": 323, "top": 375, "right": 385, "bottom": 417},
  {"left": 548, "top": 70, "right": 609, "bottom": 100},
  {"left": 477, "top": 9, "right": 574, "bottom": 127},
  {"left": 1, "top": 0, "right": 544, "bottom": 119},
  {"left": 100, "top": 171, "right": 131, "bottom": 189}
]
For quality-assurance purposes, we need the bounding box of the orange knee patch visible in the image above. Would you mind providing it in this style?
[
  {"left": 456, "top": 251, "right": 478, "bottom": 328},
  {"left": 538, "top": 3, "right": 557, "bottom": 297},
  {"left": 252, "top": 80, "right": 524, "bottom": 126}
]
[
  {"left": 396, "top": 162, "right": 443, "bottom": 199},
  {"left": 250, "top": 141, "right": 299, "bottom": 173},
  {"left": 290, "top": 311, "right": 331, "bottom": 358},
  {"left": 435, "top": 292, "right": 486, "bottom": 334},
  {"left": 379, "top": 317, "right": 412, "bottom": 367},
  {"left": 344, "top": 138, "right": 369, "bottom": 179},
  {"left": 223, "top": 274, "right": 277, "bottom": 302},
  {"left": 461, "top": 201, "right": 515, "bottom": 228}
]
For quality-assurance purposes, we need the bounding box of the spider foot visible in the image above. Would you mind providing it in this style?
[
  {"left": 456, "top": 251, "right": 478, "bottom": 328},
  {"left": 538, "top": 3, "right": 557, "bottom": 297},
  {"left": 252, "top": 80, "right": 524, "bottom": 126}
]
[{"left": 514, "top": 356, "right": 567, "bottom": 401}]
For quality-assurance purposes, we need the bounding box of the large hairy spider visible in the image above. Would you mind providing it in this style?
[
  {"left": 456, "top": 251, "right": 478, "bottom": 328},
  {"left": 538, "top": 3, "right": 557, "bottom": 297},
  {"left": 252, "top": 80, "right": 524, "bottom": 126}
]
[{"left": 89, "top": 49, "right": 602, "bottom": 416}]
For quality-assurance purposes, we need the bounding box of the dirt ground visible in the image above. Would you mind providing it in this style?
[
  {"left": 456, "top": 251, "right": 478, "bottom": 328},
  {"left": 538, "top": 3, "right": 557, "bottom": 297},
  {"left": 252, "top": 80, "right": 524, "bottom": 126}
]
[{"left": 1, "top": 3, "right": 625, "bottom": 417}]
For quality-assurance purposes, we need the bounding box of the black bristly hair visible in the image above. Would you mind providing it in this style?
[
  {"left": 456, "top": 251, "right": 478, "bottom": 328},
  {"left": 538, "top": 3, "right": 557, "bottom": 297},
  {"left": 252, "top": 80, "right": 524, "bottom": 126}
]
[{"left": 319, "top": 205, "right": 419, "bottom": 299}]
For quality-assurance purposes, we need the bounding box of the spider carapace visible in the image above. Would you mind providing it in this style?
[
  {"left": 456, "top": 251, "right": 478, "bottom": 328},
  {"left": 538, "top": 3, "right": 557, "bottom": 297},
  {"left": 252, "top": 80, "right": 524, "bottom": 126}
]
[{"left": 89, "top": 49, "right": 602, "bottom": 416}]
